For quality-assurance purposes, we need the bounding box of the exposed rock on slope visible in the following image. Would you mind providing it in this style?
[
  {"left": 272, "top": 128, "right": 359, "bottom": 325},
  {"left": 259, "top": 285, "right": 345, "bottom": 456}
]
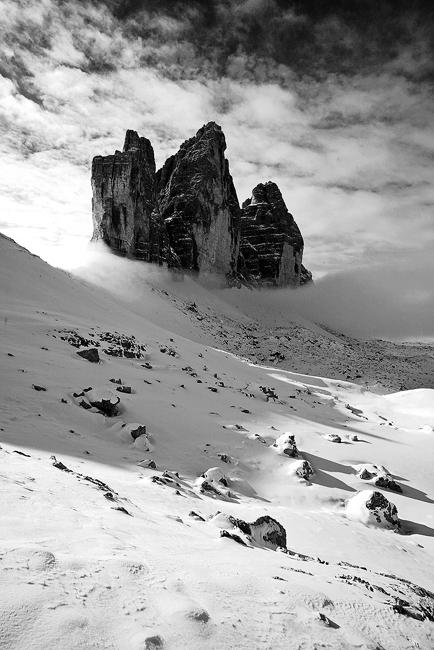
[
  {"left": 91, "top": 130, "right": 163, "bottom": 262},
  {"left": 91, "top": 123, "right": 311, "bottom": 286},
  {"left": 157, "top": 122, "right": 241, "bottom": 276},
  {"left": 239, "top": 182, "right": 312, "bottom": 287}
]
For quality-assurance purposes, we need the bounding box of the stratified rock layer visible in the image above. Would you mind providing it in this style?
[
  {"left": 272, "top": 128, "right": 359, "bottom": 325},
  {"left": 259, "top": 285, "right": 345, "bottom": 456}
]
[
  {"left": 157, "top": 122, "right": 241, "bottom": 276},
  {"left": 91, "top": 130, "right": 163, "bottom": 262},
  {"left": 239, "top": 182, "right": 311, "bottom": 287}
]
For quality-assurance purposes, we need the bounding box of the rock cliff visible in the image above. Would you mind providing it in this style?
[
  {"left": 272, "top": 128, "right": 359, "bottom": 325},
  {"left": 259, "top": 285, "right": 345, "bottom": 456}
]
[
  {"left": 238, "top": 182, "right": 311, "bottom": 288},
  {"left": 91, "top": 123, "right": 312, "bottom": 286},
  {"left": 91, "top": 130, "right": 163, "bottom": 262},
  {"left": 157, "top": 122, "right": 240, "bottom": 277}
]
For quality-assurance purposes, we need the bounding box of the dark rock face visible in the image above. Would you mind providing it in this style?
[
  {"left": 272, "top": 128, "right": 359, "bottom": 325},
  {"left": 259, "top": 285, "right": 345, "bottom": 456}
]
[
  {"left": 239, "top": 182, "right": 311, "bottom": 288},
  {"left": 91, "top": 123, "right": 311, "bottom": 286},
  {"left": 157, "top": 122, "right": 241, "bottom": 277},
  {"left": 365, "top": 491, "right": 400, "bottom": 528},
  {"left": 76, "top": 348, "right": 100, "bottom": 363},
  {"left": 91, "top": 130, "right": 163, "bottom": 262}
]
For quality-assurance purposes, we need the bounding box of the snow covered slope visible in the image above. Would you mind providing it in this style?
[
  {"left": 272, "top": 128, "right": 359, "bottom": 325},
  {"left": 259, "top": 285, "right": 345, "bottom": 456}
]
[{"left": 1, "top": 233, "right": 434, "bottom": 650}]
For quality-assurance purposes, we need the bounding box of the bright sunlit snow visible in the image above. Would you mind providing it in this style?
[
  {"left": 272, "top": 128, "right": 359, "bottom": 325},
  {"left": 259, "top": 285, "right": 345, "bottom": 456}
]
[{"left": 1, "top": 233, "right": 434, "bottom": 650}]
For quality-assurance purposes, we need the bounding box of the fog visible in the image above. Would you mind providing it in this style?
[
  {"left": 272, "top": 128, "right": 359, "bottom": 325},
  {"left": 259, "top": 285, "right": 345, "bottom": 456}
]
[
  {"left": 62, "top": 241, "right": 174, "bottom": 302},
  {"left": 286, "top": 250, "right": 434, "bottom": 341},
  {"left": 63, "top": 242, "right": 434, "bottom": 343}
]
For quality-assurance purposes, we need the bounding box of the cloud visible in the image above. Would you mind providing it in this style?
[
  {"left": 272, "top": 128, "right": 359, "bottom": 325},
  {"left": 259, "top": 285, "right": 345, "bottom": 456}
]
[
  {"left": 0, "top": 0, "right": 433, "bottom": 330},
  {"left": 284, "top": 248, "right": 434, "bottom": 341}
]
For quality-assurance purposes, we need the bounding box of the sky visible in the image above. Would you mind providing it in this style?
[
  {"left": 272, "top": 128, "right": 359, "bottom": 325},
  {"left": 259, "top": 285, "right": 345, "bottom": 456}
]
[{"left": 0, "top": 0, "right": 433, "bottom": 337}]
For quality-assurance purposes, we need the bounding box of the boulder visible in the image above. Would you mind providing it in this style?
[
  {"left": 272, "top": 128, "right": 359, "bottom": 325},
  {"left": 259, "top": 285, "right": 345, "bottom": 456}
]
[
  {"left": 76, "top": 348, "right": 100, "bottom": 363},
  {"left": 85, "top": 389, "right": 120, "bottom": 416},
  {"left": 356, "top": 463, "right": 402, "bottom": 493},
  {"left": 209, "top": 512, "right": 287, "bottom": 550},
  {"left": 271, "top": 433, "right": 299, "bottom": 457},
  {"left": 292, "top": 459, "right": 314, "bottom": 480},
  {"left": 346, "top": 490, "right": 400, "bottom": 529}
]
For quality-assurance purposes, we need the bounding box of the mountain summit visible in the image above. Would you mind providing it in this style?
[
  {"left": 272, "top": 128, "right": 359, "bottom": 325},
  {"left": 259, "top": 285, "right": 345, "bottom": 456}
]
[{"left": 91, "top": 122, "right": 312, "bottom": 287}]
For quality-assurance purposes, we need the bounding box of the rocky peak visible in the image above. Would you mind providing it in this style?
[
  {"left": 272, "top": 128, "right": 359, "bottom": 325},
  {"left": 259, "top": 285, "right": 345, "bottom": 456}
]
[
  {"left": 238, "top": 181, "right": 310, "bottom": 288},
  {"left": 157, "top": 121, "right": 240, "bottom": 277},
  {"left": 123, "top": 129, "right": 153, "bottom": 156},
  {"left": 91, "top": 124, "right": 312, "bottom": 286},
  {"left": 91, "top": 130, "right": 162, "bottom": 262}
]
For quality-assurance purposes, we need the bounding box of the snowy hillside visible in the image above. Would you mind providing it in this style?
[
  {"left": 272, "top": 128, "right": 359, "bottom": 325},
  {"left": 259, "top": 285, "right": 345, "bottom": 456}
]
[{"left": 1, "top": 233, "right": 434, "bottom": 650}]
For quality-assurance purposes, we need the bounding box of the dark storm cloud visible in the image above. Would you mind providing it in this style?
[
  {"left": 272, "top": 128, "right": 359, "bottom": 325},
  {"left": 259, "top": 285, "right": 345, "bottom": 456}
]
[{"left": 91, "top": 0, "right": 434, "bottom": 81}]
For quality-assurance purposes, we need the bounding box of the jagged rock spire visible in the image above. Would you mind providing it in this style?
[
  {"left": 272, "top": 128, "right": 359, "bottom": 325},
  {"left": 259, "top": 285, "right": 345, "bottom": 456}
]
[
  {"left": 91, "top": 131, "right": 162, "bottom": 262},
  {"left": 238, "top": 181, "right": 310, "bottom": 287},
  {"left": 90, "top": 123, "right": 312, "bottom": 287},
  {"left": 157, "top": 121, "right": 241, "bottom": 277}
]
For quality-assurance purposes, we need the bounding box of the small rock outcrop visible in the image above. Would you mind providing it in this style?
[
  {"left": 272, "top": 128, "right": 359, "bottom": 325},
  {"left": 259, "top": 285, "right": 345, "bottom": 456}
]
[
  {"left": 271, "top": 432, "right": 300, "bottom": 457},
  {"left": 91, "top": 123, "right": 312, "bottom": 286},
  {"left": 346, "top": 490, "right": 400, "bottom": 529},
  {"left": 292, "top": 459, "right": 315, "bottom": 480},
  {"left": 238, "top": 182, "right": 311, "bottom": 287},
  {"left": 76, "top": 348, "right": 100, "bottom": 363},
  {"left": 91, "top": 130, "right": 163, "bottom": 262},
  {"left": 210, "top": 512, "right": 287, "bottom": 550}
]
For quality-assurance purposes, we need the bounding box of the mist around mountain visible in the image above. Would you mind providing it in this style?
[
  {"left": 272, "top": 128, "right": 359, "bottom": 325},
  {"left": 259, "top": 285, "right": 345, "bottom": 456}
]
[{"left": 1, "top": 233, "right": 434, "bottom": 650}]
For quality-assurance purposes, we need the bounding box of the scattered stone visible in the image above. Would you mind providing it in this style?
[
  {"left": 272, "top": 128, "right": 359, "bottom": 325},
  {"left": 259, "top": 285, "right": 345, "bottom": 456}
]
[
  {"left": 112, "top": 506, "right": 132, "bottom": 515},
  {"left": 145, "top": 634, "right": 164, "bottom": 649},
  {"left": 316, "top": 612, "right": 339, "bottom": 628},
  {"left": 189, "top": 511, "right": 205, "bottom": 521},
  {"left": 374, "top": 475, "right": 402, "bottom": 492},
  {"left": 84, "top": 390, "right": 120, "bottom": 416},
  {"left": 259, "top": 386, "right": 278, "bottom": 401},
  {"left": 110, "top": 378, "right": 123, "bottom": 385},
  {"left": 137, "top": 459, "right": 157, "bottom": 469},
  {"left": 223, "top": 424, "right": 247, "bottom": 431},
  {"left": 32, "top": 384, "right": 46, "bottom": 392},
  {"left": 116, "top": 385, "right": 132, "bottom": 394},
  {"left": 220, "top": 530, "right": 248, "bottom": 546},
  {"left": 325, "top": 433, "right": 341, "bottom": 443},
  {"left": 356, "top": 464, "right": 402, "bottom": 493},
  {"left": 51, "top": 456, "right": 71, "bottom": 472},
  {"left": 200, "top": 467, "right": 228, "bottom": 487},
  {"left": 129, "top": 425, "right": 147, "bottom": 440},
  {"left": 60, "top": 398, "right": 67, "bottom": 404},
  {"left": 76, "top": 348, "right": 100, "bottom": 363},
  {"left": 358, "top": 468, "right": 374, "bottom": 480},
  {"left": 271, "top": 433, "right": 300, "bottom": 458},
  {"left": 82, "top": 475, "right": 116, "bottom": 493},
  {"left": 292, "top": 459, "right": 315, "bottom": 480},
  {"left": 160, "top": 346, "right": 178, "bottom": 357}
]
